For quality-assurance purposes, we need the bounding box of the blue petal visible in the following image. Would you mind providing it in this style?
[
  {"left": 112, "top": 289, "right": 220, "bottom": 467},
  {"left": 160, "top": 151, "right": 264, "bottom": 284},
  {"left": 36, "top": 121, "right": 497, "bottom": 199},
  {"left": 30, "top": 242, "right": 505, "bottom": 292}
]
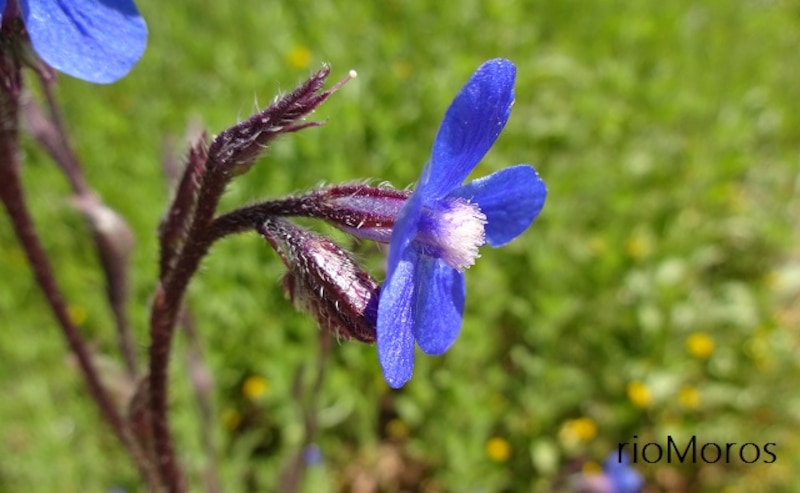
[
  {"left": 421, "top": 59, "right": 516, "bottom": 199},
  {"left": 385, "top": 186, "right": 424, "bottom": 275},
  {"left": 377, "top": 245, "right": 420, "bottom": 388},
  {"left": 22, "top": 0, "right": 147, "bottom": 84},
  {"left": 451, "top": 165, "right": 546, "bottom": 247},
  {"left": 376, "top": 173, "right": 428, "bottom": 388},
  {"left": 413, "top": 257, "right": 465, "bottom": 355}
]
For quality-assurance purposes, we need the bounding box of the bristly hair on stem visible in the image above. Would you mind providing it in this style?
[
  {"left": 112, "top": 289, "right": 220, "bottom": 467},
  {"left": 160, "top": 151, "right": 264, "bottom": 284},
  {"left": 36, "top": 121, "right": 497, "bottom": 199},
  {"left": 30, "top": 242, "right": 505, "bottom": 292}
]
[
  {"left": 147, "top": 66, "right": 355, "bottom": 492},
  {"left": 207, "top": 65, "right": 356, "bottom": 176},
  {"left": 158, "top": 137, "right": 208, "bottom": 279},
  {"left": 158, "top": 66, "right": 357, "bottom": 281}
]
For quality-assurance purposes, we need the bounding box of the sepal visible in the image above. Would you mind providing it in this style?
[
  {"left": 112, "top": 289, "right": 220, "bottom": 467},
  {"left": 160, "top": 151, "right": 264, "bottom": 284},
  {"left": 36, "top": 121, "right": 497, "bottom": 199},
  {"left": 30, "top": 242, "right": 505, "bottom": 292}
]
[{"left": 258, "top": 217, "right": 378, "bottom": 343}]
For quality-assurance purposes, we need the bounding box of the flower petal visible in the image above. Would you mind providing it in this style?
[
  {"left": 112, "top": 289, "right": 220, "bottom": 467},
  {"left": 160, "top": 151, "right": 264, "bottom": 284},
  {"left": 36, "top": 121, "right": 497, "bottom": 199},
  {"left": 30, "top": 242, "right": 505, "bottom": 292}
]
[
  {"left": 421, "top": 58, "right": 516, "bottom": 199},
  {"left": 385, "top": 186, "right": 424, "bottom": 275},
  {"left": 413, "top": 257, "right": 466, "bottom": 355},
  {"left": 22, "top": 0, "right": 148, "bottom": 84},
  {"left": 377, "top": 245, "right": 420, "bottom": 388},
  {"left": 451, "top": 165, "right": 546, "bottom": 247}
]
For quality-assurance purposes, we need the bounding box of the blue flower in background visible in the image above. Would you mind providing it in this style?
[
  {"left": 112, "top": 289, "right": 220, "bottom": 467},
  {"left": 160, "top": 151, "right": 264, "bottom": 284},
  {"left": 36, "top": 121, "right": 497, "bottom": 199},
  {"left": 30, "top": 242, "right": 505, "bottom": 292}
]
[
  {"left": 377, "top": 58, "right": 547, "bottom": 388},
  {"left": 574, "top": 452, "right": 644, "bottom": 493},
  {"left": 0, "top": 0, "right": 147, "bottom": 83},
  {"left": 603, "top": 452, "right": 643, "bottom": 493}
]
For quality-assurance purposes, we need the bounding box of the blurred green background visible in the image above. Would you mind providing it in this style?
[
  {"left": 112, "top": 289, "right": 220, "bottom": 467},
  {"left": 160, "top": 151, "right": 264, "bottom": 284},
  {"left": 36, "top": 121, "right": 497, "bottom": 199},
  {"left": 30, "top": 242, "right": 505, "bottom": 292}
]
[{"left": 1, "top": 0, "right": 799, "bottom": 491}]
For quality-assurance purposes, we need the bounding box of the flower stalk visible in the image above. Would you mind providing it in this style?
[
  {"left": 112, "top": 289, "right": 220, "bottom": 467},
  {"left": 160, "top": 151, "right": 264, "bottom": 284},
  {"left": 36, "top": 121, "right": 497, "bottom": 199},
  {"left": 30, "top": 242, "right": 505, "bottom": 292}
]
[
  {"left": 0, "top": 54, "right": 161, "bottom": 491},
  {"left": 209, "top": 184, "right": 411, "bottom": 242},
  {"left": 147, "top": 66, "right": 351, "bottom": 491},
  {"left": 21, "top": 69, "right": 138, "bottom": 377}
]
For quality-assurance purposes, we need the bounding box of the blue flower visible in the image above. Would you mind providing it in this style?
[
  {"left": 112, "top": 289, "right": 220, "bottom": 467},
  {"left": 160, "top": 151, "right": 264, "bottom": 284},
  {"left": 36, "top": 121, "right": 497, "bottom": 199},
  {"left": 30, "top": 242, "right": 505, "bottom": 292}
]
[
  {"left": 603, "top": 452, "right": 643, "bottom": 493},
  {"left": 1, "top": 0, "right": 147, "bottom": 83},
  {"left": 574, "top": 452, "right": 643, "bottom": 493},
  {"left": 377, "top": 59, "right": 547, "bottom": 388}
]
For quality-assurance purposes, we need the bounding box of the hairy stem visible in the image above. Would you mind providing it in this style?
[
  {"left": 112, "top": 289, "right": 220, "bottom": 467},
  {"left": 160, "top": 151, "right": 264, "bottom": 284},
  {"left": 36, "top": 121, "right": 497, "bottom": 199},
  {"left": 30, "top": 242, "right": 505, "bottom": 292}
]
[
  {"left": 149, "top": 171, "right": 226, "bottom": 492},
  {"left": 20, "top": 72, "right": 138, "bottom": 378},
  {"left": 0, "top": 144, "right": 161, "bottom": 492},
  {"left": 147, "top": 66, "right": 346, "bottom": 490},
  {"left": 0, "top": 35, "right": 158, "bottom": 488}
]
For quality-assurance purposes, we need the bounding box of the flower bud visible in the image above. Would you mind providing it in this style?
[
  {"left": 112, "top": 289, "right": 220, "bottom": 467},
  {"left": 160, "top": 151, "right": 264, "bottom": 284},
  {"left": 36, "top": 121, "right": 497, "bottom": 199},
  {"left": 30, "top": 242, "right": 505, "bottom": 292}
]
[
  {"left": 208, "top": 66, "right": 356, "bottom": 176},
  {"left": 309, "top": 184, "right": 411, "bottom": 242},
  {"left": 258, "top": 217, "right": 378, "bottom": 343}
]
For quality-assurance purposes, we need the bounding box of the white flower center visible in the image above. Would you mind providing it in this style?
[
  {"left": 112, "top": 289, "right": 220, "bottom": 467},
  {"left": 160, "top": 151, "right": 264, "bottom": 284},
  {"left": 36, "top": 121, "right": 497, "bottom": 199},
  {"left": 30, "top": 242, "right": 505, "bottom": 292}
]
[{"left": 417, "top": 198, "right": 487, "bottom": 271}]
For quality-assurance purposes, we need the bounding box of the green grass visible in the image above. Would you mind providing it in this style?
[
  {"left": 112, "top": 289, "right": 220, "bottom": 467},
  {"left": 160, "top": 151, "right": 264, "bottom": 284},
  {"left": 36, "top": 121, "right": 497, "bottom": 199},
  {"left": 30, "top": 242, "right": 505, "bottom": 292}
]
[{"left": 2, "top": 0, "right": 799, "bottom": 491}]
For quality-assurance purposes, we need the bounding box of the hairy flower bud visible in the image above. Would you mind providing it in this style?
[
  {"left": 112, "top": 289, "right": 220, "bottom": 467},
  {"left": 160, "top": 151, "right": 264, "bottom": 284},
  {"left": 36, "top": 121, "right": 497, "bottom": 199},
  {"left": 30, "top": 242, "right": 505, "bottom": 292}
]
[
  {"left": 308, "top": 184, "right": 411, "bottom": 242},
  {"left": 208, "top": 66, "right": 356, "bottom": 176},
  {"left": 258, "top": 217, "right": 378, "bottom": 343}
]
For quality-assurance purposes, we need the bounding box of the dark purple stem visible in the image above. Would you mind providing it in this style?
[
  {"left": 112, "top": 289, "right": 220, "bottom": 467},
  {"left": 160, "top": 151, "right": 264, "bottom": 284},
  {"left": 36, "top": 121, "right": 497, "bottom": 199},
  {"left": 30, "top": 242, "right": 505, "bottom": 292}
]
[
  {"left": 149, "top": 169, "right": 227, "bottom": 493},
  {"left": 20, "top": 71, "right": 138, "bottom": 378},
  {"left": 0, "top": 20, "right": 157, "bottom": 488},
  {"left": 159, "top": 139, "right": 220, "bottom": 492},
  {"left": 210, "top": 196, "right": 318, "bottom": 240},
  {"left": 0, "top": 116, "right": 161, "bottom": 493}
]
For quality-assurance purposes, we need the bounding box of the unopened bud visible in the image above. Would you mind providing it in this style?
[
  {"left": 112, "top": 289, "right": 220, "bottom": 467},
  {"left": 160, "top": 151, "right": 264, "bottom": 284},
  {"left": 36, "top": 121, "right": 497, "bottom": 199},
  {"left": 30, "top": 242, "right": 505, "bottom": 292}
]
[
  {"left": 258, "top": 217, "right": 378, "bottom": 343},
  {"left": 208, "top": 65, "right": 354, "bottom": 176},
  {"left": 309, "top": 184, "right": 410, "bottom": 242}
]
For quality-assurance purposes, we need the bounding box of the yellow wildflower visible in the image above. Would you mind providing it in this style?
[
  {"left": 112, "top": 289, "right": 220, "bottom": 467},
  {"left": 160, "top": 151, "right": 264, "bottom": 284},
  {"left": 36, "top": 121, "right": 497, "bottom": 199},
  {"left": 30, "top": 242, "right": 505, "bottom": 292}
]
[
  {"left": 678, "top": 386, "right": 700, "bottom": 409},
  {"left": 287, "top": 46, "right": 312, "bottom": 70},
  {"left": 242, "top": 375, "right": 269, "bottom": 401},
  {"left": 486, "top": 437, "right": 512, "bottom": 463},
  {"left": 582, "top": 460, "right": 603, "bottom": 475},
  {"left": 626, "top": 234, "right": 651, "bottom": 260},
  {"left": 561, "top": 417, "right": 598, "bottom": 442},
  {"left": 67, "top": 305, "right": 88, "bottom": 327},
  {"left": 627, "top": 381, "right": 653, "bottom": 408},
  {"left": 686, "top": 332, "right": 715, "bottom": 359}
]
